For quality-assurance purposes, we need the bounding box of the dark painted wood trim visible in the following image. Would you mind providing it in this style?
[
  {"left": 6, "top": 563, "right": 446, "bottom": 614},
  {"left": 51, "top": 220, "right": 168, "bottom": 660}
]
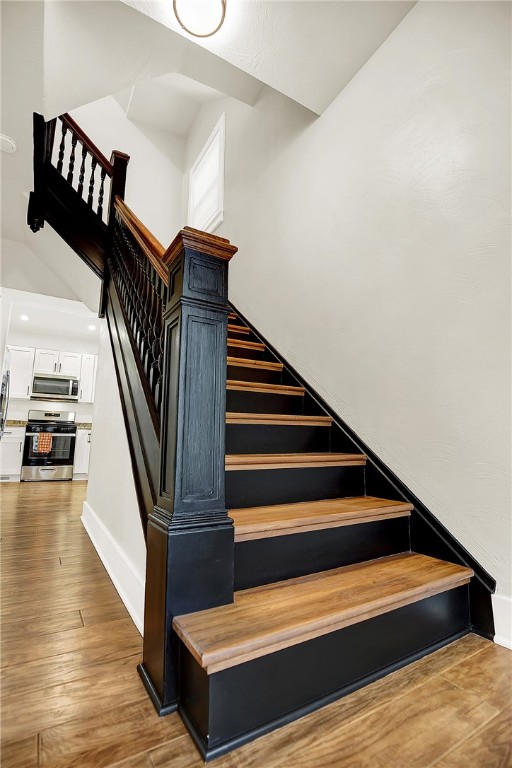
[
  {"left": 142, "top": 233, "right": 238, "bottom": 713},
  {"left": 106, "top": 279, "right": 160, "bottom": 536}
]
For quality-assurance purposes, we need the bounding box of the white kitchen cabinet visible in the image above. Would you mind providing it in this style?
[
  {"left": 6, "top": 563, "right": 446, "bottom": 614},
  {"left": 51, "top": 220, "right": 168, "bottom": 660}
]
[
  {"left": 34, "top": 349, "right": 82, "bottom": 377},
  {"left": 73, "top": 428, "right": 91, "bottom": 475},
  {"left": 79, "top": 355, "right": 97, "bottom": 403},
  {"left": 58, "top": 352, "right": 82, "bottom": 377},
  {"left": 33, "top": 348, "right": 59, "bottom": 374},
  {"left": 0, "top": 427, "right": 25, "bottom": 479},
  {"left": 8, "top": 346, "right": 35, "bottom": 399}
]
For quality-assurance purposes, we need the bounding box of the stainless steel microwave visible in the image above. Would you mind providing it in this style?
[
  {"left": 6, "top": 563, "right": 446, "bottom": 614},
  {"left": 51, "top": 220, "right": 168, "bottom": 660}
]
[{"left": 31, "top": 373, "right": 79, "bottom": 402}]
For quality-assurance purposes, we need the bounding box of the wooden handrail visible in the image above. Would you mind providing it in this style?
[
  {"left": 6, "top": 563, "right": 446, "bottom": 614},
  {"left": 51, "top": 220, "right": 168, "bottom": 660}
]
[
  {"left": 60, "top": 113, "right": 113, "bottom": 175},
  {"left": 113, "top": 196, "right": 168, "bottom": 284}
]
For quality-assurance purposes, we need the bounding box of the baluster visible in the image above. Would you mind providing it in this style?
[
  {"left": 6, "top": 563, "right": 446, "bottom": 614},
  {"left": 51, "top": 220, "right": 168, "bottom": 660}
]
[
  {"left": 67, "top": 133, "right": 78, "bottom": 184},
  {"left": 97, "top": 168, "right": 107, "bottom": 218},
  {"left": 57, "top": 123, "right": 67, "bottom": 175},
  {"left": 77, "top": 144, "right": 87, "bottom": 197},
  {"left": 88, "top": 158, "right": 97, "bottom": 207}
]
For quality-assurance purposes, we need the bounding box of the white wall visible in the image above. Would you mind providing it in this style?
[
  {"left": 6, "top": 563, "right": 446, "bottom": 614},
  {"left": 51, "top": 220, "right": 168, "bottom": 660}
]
[
  {"left": 83, "top": 321, "right": 146, "bottom": 633},
  {"left": 184, "top": 2, "right": 511, "bottom": 638},
  {"left": 1, "top": 239, "right": 76, "bottom": 302},
  {"left": 71, "top": 95, "right": 185, "bottom": 247}
]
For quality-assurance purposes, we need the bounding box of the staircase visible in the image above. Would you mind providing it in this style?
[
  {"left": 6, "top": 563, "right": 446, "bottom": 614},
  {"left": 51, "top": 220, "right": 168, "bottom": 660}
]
[{"left": 28, "top": 112, "right": 496, "bottom": 762}]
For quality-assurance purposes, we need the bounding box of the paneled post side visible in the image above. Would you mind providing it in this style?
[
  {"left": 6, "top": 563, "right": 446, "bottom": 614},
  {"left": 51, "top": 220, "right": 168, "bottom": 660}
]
[
  {"left": 27, "top": 113, "right": 56, "bottom": 233},
  {"left": 139, "top": 226, "right": 238, "bottom": 714}
]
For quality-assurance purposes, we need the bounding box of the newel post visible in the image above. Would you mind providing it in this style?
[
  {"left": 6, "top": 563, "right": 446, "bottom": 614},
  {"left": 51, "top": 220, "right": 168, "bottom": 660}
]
[
  {"left": 27, "top": 113, "right": 56, "bottom": 233},
  {"left": 108, "top": 150, "right": 130, "bottom": 222},
  {"left": 138, "top": 227, "right": 238, "bottom": 714}
]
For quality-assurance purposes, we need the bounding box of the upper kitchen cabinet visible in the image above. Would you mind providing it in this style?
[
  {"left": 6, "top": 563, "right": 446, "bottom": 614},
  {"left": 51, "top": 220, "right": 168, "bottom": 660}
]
[
  {"left": 58, "top": 352, "right": 82, "bottom": 377},
  {"left": 33, "top": 349, "right": 82, "bottom": 377},
  {"left": 79, "top": 355, "right": 97, "bottom": 403},
  {"left": 8, "top": 346, "right": 35, "bottom": 399},
  {"left": 33, "top": 348, "right": 58, "bottom": 374}
]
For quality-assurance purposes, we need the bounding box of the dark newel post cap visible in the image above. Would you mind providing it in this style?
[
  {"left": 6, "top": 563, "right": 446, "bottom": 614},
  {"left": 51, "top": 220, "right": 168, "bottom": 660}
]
[
  {"left": 109, "top": 150, "right": 131, "bottom": 165},
  {"left": 162, "top": 227, "right": 238, "bottom": 269}
]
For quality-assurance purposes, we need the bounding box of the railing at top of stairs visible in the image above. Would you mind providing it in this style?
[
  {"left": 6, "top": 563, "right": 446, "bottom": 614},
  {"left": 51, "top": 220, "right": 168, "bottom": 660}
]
[{"left": 28, "top": 112, "right": 130, "bottom": 277}]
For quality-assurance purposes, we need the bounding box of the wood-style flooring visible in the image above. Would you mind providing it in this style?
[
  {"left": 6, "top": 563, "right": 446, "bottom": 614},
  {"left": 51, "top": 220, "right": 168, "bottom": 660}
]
[{"left": 1, "top": 481, "right": 510, "bottom": 768}]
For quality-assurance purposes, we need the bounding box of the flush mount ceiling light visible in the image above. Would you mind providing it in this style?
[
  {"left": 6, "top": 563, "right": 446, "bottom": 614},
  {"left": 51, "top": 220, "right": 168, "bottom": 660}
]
[
  {"left": 1, "top": 134, "right": 17, "bottom": 154},
  {"left": 20, "top": 314, "right": 29, "bottom": 322},
  {"left": 87, "top": 324, "right": 96, "bottom": 331},
  {"left": 173, "top": 0, "right": 226, "bottom": 38}
]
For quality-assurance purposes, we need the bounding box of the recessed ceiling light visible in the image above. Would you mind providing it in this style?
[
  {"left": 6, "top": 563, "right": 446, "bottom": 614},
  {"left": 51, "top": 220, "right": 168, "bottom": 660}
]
[
  {"left": 20, "top": 314, "right": 29, "bottom": 322},
  {"left": 87, "top": 324, "right": 96, "bottom": 331},
  {"left": 1, "top": 135, "right": 17, "bottom": 154}
]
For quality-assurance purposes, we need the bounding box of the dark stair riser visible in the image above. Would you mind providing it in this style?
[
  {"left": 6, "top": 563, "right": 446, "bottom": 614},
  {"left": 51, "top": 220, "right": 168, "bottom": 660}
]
[
  {"left": 226, "top": 465, "right": 365, "bottom": 508},
  {"left": 234, "top": 517, "right": 410, "bottom": 589},
  {"left": 227, "top": 364, "right": 282, "bottom": 384},
  {"left": 227, "top": 344, "right": 266, "bottom": 361},
  {"left": 226, "top": 423, "right": 330, "bottom": 454},
  {"left": 226, "top": 390, "right": 304, "bottom": 415},
  {"left": 178, "top": 585, "right": 470, "bottom": 760}
]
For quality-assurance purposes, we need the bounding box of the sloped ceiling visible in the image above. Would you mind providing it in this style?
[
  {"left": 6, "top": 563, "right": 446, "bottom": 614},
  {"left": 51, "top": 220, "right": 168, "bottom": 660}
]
[{"left": 121, "top": 0, "right": 416, "bottom": 115}]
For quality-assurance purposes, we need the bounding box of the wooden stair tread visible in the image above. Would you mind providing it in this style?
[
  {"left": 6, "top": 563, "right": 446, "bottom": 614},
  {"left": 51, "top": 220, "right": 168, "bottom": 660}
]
[
  {"left": 228, "top": 324, "right": 250, "bottom": 335},
  {"left": 226, "top": 413, "right": 332, "bottom": 427},
  {"left": 226, "top": 452, "right": 367, "bottom": 470},
  {"left": 227, "top": 380, "right": 304, "bottom": 395},
  {"left": 227, "top": 339, "right": 265, "bottom": 352},
  {"left": 228, "top": 312, "right": 237, "bottom": 320},
  {"left": 230, "top": 495, "right": 413, "bottom": 541},
  {"left": 227, "top": 357, "right": 283, "bottom": 371},
  {"left": 173, "top": 553, "right": 473, "bottom": 673}
]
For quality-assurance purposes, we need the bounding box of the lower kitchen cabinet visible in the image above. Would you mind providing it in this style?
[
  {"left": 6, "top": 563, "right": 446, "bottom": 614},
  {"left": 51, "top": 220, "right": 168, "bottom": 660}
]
[
  {"left": 0, "top": 428, "right": 25, "bottom": 480},
  {"left": 73, "top": 429, "right": 91, "bottom": 476}
]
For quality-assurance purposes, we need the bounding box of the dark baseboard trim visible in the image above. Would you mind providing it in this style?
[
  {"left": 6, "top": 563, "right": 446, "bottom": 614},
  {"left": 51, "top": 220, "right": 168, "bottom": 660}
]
[
  {"left": 137, "top": 664, "right": 178, "bottom": 717},
  {"left": 229, "top": 302, "right": 496, "bottom": 596},
  {"left": 182, "top": 628, "right": 470, "bottom": 762}
]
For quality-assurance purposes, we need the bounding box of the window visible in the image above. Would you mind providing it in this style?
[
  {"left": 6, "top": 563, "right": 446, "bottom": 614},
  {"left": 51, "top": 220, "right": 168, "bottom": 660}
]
[{"left": 188, "top": 114, "right": 225, "bottom": 233}]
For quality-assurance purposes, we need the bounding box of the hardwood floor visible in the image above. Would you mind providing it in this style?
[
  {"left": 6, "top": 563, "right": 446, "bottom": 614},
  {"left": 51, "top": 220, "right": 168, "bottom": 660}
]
[{"left": 1, "top": 482, "right": 510, "bottom": 768}]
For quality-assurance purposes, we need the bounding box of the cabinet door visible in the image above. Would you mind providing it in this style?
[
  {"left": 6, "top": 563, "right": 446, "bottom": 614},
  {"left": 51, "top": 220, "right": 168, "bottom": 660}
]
[
  {"left": 58, "top": 352, "right": 82, "bottom": 377},
  {"left": 73, "top": 430, "right": 91, "bottom": 474},
  {"left": 8, "top": 346, "right": 35, "bottom": 399},
  {"left": 34, "top": 349, "right": 59, "bottom": 374},
  {"left": 79, "top": 355, "right": 97, "bottom": 402},
  {"left": 0, "top": 431, "right": 25, "bottom": 475}
]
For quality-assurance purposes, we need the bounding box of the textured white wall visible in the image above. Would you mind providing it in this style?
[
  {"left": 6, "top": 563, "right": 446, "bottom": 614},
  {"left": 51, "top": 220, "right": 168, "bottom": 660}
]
[
  {"left": 184, "top": 0, "right": 511, "bottom": 621},
  {"left": 71, "top": 96, "right": 185, "bottom": 247},
  {"left": 84, "top": 321, "right": 146, "bottom": 631}
]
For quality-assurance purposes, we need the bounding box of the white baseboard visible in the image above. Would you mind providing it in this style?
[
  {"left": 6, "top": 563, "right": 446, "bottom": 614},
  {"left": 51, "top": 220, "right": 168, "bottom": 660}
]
[
  {"left": 81, "top": 501, "right": 145, "bottom": 635},
  {"left": 492, "top": 593, "right": 512, "bottom": 650}
]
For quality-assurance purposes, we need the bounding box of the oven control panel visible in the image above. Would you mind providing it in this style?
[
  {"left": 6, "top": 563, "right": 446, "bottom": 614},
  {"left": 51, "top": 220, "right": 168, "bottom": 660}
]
[{"left": 26, "top": 425, "right": 77, "bottom": 434}]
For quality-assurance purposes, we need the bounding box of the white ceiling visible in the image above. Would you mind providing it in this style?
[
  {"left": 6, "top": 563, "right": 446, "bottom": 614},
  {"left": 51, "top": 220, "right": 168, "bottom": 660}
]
[
  {"left": 117, "top": 73, "right": 224, "bottom": 137},
  {"left": 8, "top": 300, "right": 100, "bottom": 345},
  {"left": 122, "top": 0, "right": 416, "bottom": 115}
]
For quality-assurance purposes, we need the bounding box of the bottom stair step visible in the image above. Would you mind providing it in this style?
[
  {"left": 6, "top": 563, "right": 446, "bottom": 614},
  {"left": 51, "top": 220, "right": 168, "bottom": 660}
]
[{"left": 174, "top": 554, "right": 473, "bottom": 759}]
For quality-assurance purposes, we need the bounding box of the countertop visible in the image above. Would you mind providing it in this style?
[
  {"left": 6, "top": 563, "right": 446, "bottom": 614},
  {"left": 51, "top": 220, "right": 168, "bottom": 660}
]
[{"left": 5, "top": 420, "right": 92, "bottom": 430}]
